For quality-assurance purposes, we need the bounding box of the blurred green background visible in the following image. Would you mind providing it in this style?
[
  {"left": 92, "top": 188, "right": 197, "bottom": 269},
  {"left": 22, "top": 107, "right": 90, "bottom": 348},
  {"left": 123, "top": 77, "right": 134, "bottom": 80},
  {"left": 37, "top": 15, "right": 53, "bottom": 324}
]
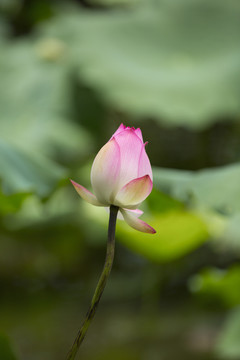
[{"left": 0, "top": 0, "right": 240, "bottom": 359}]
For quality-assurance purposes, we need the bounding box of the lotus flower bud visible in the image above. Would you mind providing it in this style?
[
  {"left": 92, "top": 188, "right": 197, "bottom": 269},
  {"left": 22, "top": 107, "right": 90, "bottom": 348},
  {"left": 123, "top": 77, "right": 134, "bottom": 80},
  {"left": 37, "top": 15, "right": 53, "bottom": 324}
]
[{"left": 71, "top": 124, "right": 156, "bottom": 234}]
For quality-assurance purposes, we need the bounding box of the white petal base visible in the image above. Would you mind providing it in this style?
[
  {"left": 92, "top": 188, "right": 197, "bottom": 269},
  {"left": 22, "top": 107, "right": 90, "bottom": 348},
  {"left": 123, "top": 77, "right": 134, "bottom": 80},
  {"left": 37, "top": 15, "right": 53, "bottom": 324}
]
[{"left": 105, "top": 207, "right": 143, "bottom": 220}]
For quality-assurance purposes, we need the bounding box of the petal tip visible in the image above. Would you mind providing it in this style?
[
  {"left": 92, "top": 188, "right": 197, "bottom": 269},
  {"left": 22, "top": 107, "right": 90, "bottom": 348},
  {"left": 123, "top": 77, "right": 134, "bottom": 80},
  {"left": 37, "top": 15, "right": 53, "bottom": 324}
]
[
  {"left": 111, "top": 123, "right": 126, "bottom": 138},
  {"left": 70, "top": 179, "right": 105, "bottom": 206},
  {"left": 149, "top": 226, "right": 157, "bottom": 234},
  {"left": 141, "top": 221, "right": 156, "bottom": 234},
  {"left": 70, "top": 179, "right": 79, "bottom": 188},
  {"left": 135, "top": 127, "right": 143, "bottom": 141}
]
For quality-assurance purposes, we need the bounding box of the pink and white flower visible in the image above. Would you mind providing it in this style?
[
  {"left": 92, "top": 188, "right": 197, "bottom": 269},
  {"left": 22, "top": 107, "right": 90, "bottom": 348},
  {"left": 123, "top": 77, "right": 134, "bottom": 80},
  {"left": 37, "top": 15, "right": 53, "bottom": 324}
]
[{"left": 71, "top": 124, "right": 156, "bottom": 234}]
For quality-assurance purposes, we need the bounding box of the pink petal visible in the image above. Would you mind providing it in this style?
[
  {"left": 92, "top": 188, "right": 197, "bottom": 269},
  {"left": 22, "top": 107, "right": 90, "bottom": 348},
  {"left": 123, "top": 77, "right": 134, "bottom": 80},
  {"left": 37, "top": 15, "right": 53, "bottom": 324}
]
[
  {"left": 134, "top": 128, "right": 143, "bottom": 141},
  {"left": 122, "top": 209, "right": 144, "bottom": 220},
  {"left": 120, "top": 209, "right": 156, "bottom": 234},
  {"left": 111, "top": 123, "right": 126, "bottom": 138},
  {"left": 91, "top": 138, "right": 121, "bottom": 204},
  {"left": 138, "top": 143, "right": 153, "bottom": 180},
  {"left": 114, "top": 175, "right": 153, "bottom": 208},
  {"left": 114, "top": 129, "right": 143, "bottom": 189},
  {"left": 125, "top": 208, "right": 143, "bottom": 217},
  {"left": 70, "top": 180, "right": 104, "bottom": 206}
]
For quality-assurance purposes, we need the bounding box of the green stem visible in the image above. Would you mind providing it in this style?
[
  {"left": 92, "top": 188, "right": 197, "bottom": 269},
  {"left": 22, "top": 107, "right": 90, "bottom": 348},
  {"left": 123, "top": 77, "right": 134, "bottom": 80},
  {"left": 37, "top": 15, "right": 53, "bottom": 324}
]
[{"left": 66, "top": 205, "right": 119, "bottom": 360}]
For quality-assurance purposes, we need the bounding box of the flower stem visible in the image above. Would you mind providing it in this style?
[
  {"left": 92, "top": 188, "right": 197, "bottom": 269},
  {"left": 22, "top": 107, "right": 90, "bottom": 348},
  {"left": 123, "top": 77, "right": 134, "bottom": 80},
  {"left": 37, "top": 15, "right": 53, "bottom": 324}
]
[{"left": 66, "top": 205, "right": 119, "bottom": 360}]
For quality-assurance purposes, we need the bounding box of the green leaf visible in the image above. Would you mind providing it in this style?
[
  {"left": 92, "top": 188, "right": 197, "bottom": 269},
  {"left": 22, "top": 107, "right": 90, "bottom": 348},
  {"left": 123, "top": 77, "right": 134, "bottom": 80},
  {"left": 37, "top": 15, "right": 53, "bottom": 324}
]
[
  {"left": 189, "top": 265, "right": 240, "bottom": 308},
  {"left": 153, "top": 165, "right": 240, "bottom": 252},
  {"left": 0, "top": 36, "right": 92, "bottom": 201},
  {"left": 215, "top": 307, "right": 240, "bottom": 359},
  {"left": 40, "top": 0, "right": 240, "bottom": 128},
  {"left": 81, "top": 195, "right": 208, "bottom": 262},
  {"left": 0, "top": 139, "right": 65, "bottom": 197},
  {"left": 153, "top": 163, "right": 240, "bottom": 216},
  {"left": 3, "top": 185, "right": 79, "bottom": 229},
  {"left": 146, "top": 187, "right": 183, "bottom": 214},
  {"left": 0, "top": 190, "right": 28, "bottom": 215},
  {"left": 117, "top": 210, "right": 209, "bottom": 262},
  {"left": 0, "top": 39, "right": 91, "bottom": 157}
]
